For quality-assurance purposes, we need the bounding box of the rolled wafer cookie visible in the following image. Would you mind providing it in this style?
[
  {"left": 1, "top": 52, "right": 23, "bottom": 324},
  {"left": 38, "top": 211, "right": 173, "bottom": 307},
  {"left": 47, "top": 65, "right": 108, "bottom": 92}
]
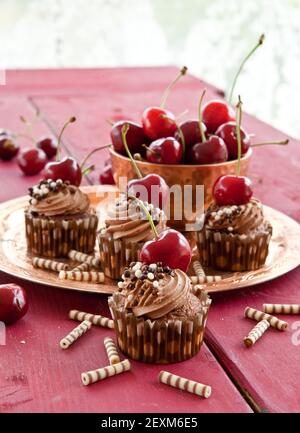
[
  {"left": 244, "top": 319, "right": 270, "bottom": 347},
  {"left": 104, "top": 337, "right": 121, "bottom": 365},
  {"left": 72, "top": 262, "right": 90, "bottom": 272},
  {"left": 244, "top": 306, "right": 288, "bottom": 331},
  {"left": 68, "top": 249, "right": 100, "bottom": 268},
  {"left": 69, "top": 310, "right": 114, "bottom": 329},
  {"left": 60, "top": 320, "right": 92, "bottom": 349},
  {"left": 190, "top": 275, "right": 222, "bottom": 284},
  {"left": 193, "top": 260, "right": 206, "bottom": 279},
  {"left": 263, "top": 304, "right": 300, "bottom": 315},
  {"left": 32, "top": 257, "right": 69, "bottom": 272},
  {"left": 81, "top": 359, "right": 131, "bottom": 386},
  {"left": 59, "top": 270, "right": 105, "bottom": 283},
  {"left": 159, "top": 371, "right": 211, "bottom": 399}
]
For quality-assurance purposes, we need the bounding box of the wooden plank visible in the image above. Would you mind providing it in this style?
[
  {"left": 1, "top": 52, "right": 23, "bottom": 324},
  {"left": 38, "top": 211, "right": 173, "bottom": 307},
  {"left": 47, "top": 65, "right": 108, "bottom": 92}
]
[
  {"left": 0, "top": 272, "right": 251, "bottom": 413},
  {"left": 205, "top": 269, "right": 300, "bottom": 413}
]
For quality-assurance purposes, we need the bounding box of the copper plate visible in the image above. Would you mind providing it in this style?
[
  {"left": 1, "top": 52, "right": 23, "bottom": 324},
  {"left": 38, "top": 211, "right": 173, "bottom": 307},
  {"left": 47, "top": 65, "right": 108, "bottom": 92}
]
[{"left": 0, "top": 185, "right": 299, "bottom": 294}]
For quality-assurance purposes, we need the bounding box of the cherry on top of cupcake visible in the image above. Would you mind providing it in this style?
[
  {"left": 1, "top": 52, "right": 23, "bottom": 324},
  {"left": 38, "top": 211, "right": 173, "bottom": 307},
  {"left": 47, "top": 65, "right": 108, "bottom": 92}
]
[
  {"left": 121, "top": 124, "right": 169, "bottom": 210},
  {"left": 213, "top": 96, "right": 253, "bottom": 207}
]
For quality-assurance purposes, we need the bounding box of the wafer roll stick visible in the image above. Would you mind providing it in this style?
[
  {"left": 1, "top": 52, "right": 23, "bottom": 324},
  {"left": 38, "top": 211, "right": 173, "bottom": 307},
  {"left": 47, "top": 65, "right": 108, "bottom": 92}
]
[
  {"left": 190, "top": 275, "right": 222, "bottom": 284},
  {"left": 60, "top": 320, "right": 92, "bottom": 349},
  {"left": 81, "top": 359, "right": 131, "bottom": 386},
  {"left": 59, "top": 270, "right": 105, "bottom": 283},
  {"left": 244, "top": 306, "right": 288, "bottom": 331},
  {"left": 159, "top": 371, "right": 211, "bottom": 398},
  {"left": 69, "top": 310, "right": 114, "bottom": 329},
  {"left": 68, "top": 249, "right": 100, "bottom": 268},
  {"left": 193, "top": 260, "right": 206, "bottom": 279},
  {"left": 263, "top": 304, "right": 300, "bottom": 315},
  {"left": 32, "top": 257, "right": 69, "bottom": 272},
  {"left": 104, "top": 337, "right": 121, "bottom": 365},
  {"left": 244, "top": 319, "right": 270, "bottom": 347},
  {"left": 72, "top": 262, "right": 90, "bottom": 272}
]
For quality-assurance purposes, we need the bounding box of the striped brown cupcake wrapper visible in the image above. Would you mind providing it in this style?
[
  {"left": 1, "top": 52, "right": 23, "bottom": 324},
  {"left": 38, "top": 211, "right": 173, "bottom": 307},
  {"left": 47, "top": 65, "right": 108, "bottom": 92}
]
[
  {"left": 25, "top": 213, "right": 98, "bottom": 258},
  {"left": 196, "top": 224, "right": 272, "bottom": 272},
  {"left": 108, "top": 292, "right": 211, "bottom": 364},
  {"left": 98, "top": 234, "right": 143, "bottom": 280}
]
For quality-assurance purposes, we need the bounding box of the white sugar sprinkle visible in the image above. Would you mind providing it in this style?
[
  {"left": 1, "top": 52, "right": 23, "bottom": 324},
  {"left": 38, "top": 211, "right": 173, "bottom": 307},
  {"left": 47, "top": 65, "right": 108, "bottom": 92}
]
[
  {"left": 135, "top": 270, "right": 142, "bottom": 278},
  {"left": 147, "top": 272, "right": 154, "bottom": 280}
]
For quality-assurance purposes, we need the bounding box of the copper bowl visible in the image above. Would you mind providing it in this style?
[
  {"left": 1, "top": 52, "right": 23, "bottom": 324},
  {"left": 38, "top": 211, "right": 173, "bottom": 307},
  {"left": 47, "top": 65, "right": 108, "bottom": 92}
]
[{"left": 110, "top": 148, "right": 252, "bottom": 231}]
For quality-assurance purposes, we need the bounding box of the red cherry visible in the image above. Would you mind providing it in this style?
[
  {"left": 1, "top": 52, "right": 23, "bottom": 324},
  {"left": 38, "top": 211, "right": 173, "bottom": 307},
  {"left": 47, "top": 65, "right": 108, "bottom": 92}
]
[
  {"left": 42, "top": 156, "right": 82, "bottom": 186},
  {"left": 188, "top": 135, "right": 228, "bottom": 164},
  {"left": 142, "top": 107, "right": 177, "bottom": 140},
  {"left": 36, "top": 137, "right": 57, "bottom": 159},
  {"left": 111, "top": 121, "right": 146, "bottom": 155},
  {"left": 0, "top": 133, "right": 19, "bottom": 160},
  {"left": 140, "top": 229, "right": 192, "bottom": 272},
  {"left": 0, "top": 284, "right": 28, "bottom": 325},
  {"left": 99, "top": 164, "right": 115, "bottom": 185},
  {"left": 17, "top": 148, "right": 47, "bottom": 175},
  {"left": 215, "top": 121, "right": 250, "bottom": 159},
  {"left": 146, "top": 137, "right": 183, "bottom": 164},
  {"left": 202, "top": 100, "right": 235, "bottom": 133},
  {"left": 127, "top": 173, "right": 169, "bottom": 210},
  {"left": 174, "top": 120, "right": 207, "bottom": 149},
  {"left": 213, "top": 175, "right": 253, "bottom": 206}
]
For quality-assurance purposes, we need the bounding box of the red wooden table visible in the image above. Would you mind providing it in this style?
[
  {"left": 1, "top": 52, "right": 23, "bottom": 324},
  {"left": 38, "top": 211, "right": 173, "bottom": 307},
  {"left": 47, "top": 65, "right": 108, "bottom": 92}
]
[{"left": 0, "top": 67, "right": 299, "bottom": 413}]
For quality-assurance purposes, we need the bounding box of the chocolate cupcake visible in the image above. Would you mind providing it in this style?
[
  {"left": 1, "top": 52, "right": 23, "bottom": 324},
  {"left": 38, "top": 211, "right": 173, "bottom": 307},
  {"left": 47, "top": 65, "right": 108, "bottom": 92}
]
[
  {"left": 108, "top": 261, "right": 211, "bottom": 363},
  {"left": 25, "top": 179, "right": 98, "bottom": 258},
  {"left": 196, "top": 198, "right": 272, "bottom": 271},
  {"left": 99, "top": 196, "right": 166, "bottom": 279}
]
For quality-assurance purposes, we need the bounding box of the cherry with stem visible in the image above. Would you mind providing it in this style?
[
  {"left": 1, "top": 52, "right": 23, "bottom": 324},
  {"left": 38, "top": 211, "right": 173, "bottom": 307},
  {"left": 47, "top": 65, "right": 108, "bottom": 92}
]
[
  {"left": 212, "top": 95, "right": 253, "bottom": 206},
  {"left": 188, "top": 89, "right": 228, "bottom": 164},
  {"left": 122, "top": 124, "right": 169, "bottom": 210}
]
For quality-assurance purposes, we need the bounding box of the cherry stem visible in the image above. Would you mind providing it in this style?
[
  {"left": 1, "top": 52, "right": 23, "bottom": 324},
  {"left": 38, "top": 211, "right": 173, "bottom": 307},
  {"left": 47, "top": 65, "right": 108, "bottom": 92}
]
[
  {"left": 106, "top": 118, "right": 115, "bottom": 126},
  {"left": 80, "top": 144, "right": 111, "bottom": 170},
  {"left": 251, "top": 139, "right": 289, "bottom": 148},
  {"left": 228, "top": 34, "right": 265, "bottom": 105},
  {"left": 121, "top": 124, "right": 143, "bottom": 179},
  {"left": 236, "top": 95, "right": 243, "bottom": 176},
  {"left": 160, "top": 66, "right": 188, "bottom": 108},
  {"left": 12, "top": 133, "right": 35, "bottom": 143},
  {"left": 198, "top": 89, "right": 207, "bottom": 143},
  {"left": 56, "top": 116, "right": 76, "bottom": 161},
  {"left": 175, "top": 109, "right": 189, "bottom": 121},
  {"left": 127, "top": 194, "right": 159, "bottom": 240},
  {"left": 142, "top": 144, "right": 159, "bottom": 156},
  {"left": 176, "top": 125, "right": 186, "bottom": 160},
  {"left": 81, "top": 164, "right": 95, "bottom": 176}
]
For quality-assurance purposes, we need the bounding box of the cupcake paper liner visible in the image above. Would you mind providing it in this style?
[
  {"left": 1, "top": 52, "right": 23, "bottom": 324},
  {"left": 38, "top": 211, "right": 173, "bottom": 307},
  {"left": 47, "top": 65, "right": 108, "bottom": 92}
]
[
  {"left": 108, "top": 290, "right": 211, "bottom": 364},
  {"left": 98, "top": 234, "right": 143, "bottom": 279},
  {"left": 25, "top": 212, "right": 98, "bottom": 258},
  {"left": 196, "top": 223, "right": 272, "bottom": 271}
]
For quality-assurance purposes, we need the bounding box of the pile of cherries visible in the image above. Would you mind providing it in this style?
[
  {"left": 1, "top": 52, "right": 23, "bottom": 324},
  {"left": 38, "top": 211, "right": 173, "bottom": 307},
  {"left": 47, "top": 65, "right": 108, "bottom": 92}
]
[
  {"left": 109, "top": 94, "right": 246, "bottom": 166},
  {"left": 105, "top": 64, "right": 254, "bottom": 171},
  {"left": 0, "top": 113, "right": 60, "bottom": 175}
]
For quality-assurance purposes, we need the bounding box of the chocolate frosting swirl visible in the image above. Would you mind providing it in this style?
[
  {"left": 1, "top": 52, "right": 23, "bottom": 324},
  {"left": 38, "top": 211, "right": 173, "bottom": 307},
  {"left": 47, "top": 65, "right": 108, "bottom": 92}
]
[
  {"left": 103, "top": 197, "right": 166, "bottom": 243},
  {"left": 29, "top": 185, "right": 90, "bottom": 217},
  {"left": 132, "top": 270, "right": 191, "bottom": 319},
  {"left": 118, "top": 264, "right": 193, "bottom": 320},
  {"left": 205, "top": 198, "right": 264, "bottom": 234}
]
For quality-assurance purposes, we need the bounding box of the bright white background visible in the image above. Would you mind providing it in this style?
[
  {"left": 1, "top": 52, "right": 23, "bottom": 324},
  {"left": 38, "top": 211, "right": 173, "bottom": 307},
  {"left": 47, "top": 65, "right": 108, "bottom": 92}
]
[{"left": 1, "top": 0, "right": 300, "bottom": 138}]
